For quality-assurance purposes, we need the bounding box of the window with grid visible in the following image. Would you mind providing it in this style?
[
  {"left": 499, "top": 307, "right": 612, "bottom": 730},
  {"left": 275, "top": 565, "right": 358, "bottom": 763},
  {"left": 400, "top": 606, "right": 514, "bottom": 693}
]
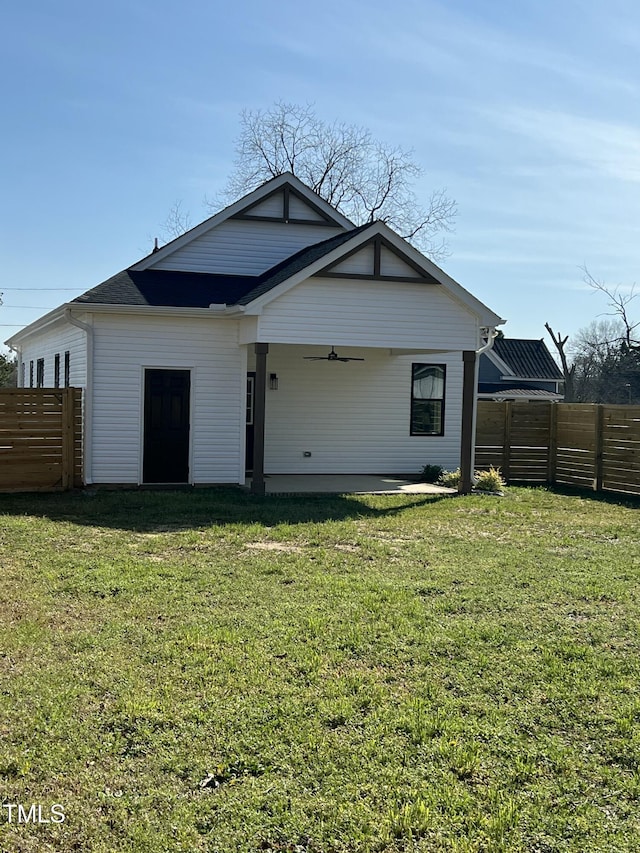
[{"left": 410, "top": 364, "right": 446, "bottom": 436}]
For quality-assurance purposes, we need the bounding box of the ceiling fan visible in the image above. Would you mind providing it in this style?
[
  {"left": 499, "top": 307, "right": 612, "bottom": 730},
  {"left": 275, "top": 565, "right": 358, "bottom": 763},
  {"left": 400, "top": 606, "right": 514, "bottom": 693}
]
[{"left": 304, "top": 346, "right": 365, "bottom": 362}]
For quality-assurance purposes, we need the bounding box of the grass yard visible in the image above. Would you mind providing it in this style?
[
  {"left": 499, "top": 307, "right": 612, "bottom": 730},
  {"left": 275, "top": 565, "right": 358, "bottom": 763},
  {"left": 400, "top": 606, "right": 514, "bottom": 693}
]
[{"left": 0, "top": 486, "right": 639, "bottom": 852}]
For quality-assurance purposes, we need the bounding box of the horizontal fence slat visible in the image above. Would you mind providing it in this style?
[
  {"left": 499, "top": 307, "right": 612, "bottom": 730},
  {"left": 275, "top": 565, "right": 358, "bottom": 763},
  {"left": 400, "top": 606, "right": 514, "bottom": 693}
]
[
  {"left": 0, "top": 388, "right": 82, "bottom": 493},
  {"left": 476, "top": 401, "right": 640, "bottom": 497}
]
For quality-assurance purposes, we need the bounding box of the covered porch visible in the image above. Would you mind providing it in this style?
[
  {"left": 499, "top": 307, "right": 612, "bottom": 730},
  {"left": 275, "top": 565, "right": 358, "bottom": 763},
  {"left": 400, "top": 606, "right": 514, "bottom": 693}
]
[{"left": 246, "top": 342, "right": 477, "bottom": 496}]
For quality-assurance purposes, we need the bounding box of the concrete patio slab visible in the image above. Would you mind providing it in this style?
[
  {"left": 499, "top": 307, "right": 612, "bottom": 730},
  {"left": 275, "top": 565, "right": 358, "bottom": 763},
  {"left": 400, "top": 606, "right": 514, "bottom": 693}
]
[{"left": 245, "top": 475, "right": 455, "bottom": 495}]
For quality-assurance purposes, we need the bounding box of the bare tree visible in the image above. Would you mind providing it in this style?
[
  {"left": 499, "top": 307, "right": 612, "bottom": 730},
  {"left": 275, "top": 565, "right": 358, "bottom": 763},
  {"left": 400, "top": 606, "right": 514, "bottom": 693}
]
[
  {"left": 545, "top": 323, "right": 575, "bottom": 401},
  {"left": 220, "top": 102, "right": 457, "bottom": 260},
  {"left": 581, "top": 266, "right": 639, "bottom": 347},
  {"left": 159, "top": 201, "right": 192, "bottom": 243}
]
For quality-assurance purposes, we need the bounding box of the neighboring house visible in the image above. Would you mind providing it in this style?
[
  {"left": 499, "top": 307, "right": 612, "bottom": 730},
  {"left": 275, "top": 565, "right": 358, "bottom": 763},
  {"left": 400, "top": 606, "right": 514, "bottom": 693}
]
[
  {"left": 6, "top": 173, "right": 504, "bottom": 493},
  {"left": 478, "top": 337, "right": 564, "bottom": 401}
]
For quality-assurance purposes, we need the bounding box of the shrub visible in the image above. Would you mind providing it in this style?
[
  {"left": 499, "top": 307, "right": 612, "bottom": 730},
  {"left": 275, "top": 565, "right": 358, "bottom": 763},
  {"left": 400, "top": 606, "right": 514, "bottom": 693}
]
[
  {"left": 420, "top": 464, "right": 444, "bottom": 483},
  {"left": 437, "top": 468, "right": 461, "bottom": 489},
  {"left": 474, "top": 466, "right": 506, "bottom": 492}
]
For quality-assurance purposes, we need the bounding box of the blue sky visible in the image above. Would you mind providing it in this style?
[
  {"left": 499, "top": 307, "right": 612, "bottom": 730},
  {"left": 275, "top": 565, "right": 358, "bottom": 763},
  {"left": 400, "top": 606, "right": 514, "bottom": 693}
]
[{"left": 2, "top": 0, "right": 639, "bottom": 350}]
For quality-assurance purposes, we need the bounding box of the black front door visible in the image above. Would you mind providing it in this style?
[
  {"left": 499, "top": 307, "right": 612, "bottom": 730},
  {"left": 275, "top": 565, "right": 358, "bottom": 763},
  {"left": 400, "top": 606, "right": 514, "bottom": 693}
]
[{"left": 143, "top": 369, "right": 190, "bottom": 483}]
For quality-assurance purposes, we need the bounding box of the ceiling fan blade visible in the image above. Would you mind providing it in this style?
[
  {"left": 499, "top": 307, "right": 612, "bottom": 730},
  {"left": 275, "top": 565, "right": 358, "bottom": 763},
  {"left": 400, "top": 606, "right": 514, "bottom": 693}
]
[{"left": 303, "top": 348, "right": 366, "bottom": 362}]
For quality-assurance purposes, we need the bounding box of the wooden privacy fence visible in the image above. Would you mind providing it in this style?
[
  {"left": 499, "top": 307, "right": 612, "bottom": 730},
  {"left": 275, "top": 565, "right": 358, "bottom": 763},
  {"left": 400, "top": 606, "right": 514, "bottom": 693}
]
[
  {"left": 476, "top": 400, "right": 640, "bottom": 497},
  {"left": 0, "top": 388, "right": 82, "bottom": 492}
]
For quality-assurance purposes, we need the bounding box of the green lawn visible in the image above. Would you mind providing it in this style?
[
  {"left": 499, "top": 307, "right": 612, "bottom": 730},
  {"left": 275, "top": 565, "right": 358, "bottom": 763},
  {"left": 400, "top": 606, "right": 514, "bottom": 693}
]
[{"left": 0, "top": 486, "right": 639, "bottom": 852}]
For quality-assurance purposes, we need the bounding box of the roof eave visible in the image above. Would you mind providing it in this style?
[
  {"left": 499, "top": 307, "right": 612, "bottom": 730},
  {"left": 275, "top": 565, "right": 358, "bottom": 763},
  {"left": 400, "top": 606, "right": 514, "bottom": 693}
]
[
  {"left": 5, "top": 303, "right": 242, "bottom": 347},
  {"left": 241, "top": 220, "right": 505, "bottom": 326},
  {"left": 5, "top": 305, "right": 70, "bottom": 347}
]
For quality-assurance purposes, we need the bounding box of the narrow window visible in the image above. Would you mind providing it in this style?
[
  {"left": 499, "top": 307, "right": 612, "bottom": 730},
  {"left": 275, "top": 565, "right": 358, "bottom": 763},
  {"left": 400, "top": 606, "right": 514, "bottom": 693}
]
[
  {"left": 64, "top": 351, "right": 70, "bottom": 387},
  {"left": 21, "top": 362, "right": 26, "bottom": 387},
  {"left": 246, "top": 376, "right": 254, "bottom": 425},
  {"left": 29, "top": 360, "right": 34, "bottom": 388},
  {"left": 36, "top": 359, "right": 45, "bottom": 388},
  {"left": 411, "top": 364, "right": 446, "bottom": 436},
  {"left": 54, "top": 353, "right": 60, "bottom": 388}
]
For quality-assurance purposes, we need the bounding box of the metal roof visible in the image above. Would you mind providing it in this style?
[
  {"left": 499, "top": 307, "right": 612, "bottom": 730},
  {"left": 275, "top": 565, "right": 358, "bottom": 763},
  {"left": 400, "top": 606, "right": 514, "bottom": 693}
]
[{"left": 491, "top": 338, "right": 563, "bottom": 380}]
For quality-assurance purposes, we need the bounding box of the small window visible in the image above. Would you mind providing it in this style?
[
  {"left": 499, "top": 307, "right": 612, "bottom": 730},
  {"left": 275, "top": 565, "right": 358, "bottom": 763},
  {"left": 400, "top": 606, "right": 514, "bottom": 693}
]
[
  {"left": 29, "top": 360, "right": 34, "bottom": 388},
  {"left": 54, "top": 353, "right": 60, "bottom": 388},
  {"left": 64, "top": 351, "right": 70, "bottom": 387},
  {"left": 21, "top": 362, "right": 26, "bottom": 387},
  {"left": 246, "top": 375, "right": 254, "bottom": 425},
  {"left": 36, "top": 359, "right": 44, "bottom": 388},
  {"left": 411, "top": 364, "right": 446, "bottom": 436}
]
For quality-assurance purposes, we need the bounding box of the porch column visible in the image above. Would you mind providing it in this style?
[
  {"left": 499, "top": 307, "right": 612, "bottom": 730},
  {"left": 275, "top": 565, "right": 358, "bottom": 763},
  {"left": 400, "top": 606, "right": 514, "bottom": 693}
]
[
  {"left": 459, "top": 350, "right": 476, "bottom": 495},
  {"left": 251, "top": 343, "right": 269, "bottom": 496}
]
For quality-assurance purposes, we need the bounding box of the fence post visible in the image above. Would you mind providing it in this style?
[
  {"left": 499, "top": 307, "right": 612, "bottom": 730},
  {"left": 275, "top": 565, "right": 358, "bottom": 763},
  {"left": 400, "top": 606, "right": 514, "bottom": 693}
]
[
  {"left": 548, "top": 402, "right": 557, "bottom": 485},
  {"left": 503, "top": 401, "right": 512, "bottom": 482},
  {"left": 594, "top": 404, "right": 604, "bottom": 492},
  {"left": 61, "top": 388, "right": 75, "bottom": 490}
]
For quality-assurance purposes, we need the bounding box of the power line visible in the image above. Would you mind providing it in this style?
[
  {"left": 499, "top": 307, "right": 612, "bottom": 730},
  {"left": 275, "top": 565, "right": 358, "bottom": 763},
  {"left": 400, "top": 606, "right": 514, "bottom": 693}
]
[{"left": 0, "top": 288, "right": 81, "bottom": 291}]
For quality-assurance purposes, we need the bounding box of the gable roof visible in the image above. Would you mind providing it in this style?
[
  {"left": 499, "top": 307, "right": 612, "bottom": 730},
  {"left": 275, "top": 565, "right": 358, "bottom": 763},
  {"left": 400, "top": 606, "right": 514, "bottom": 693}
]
[
  {"left": 63, "top": 219, "right": 502, "bottom": 328},
  {"left": 489, "top": 338, "right": 563, "bottom": 380},
  {"left": 237, "top": 219, "right": 504, "bottom": 325},
  {"left": 7, "top": 175, "right": 505, "bottom": 345},
  {"left": 71, "top": 225, "right": 369, "bottom": 308},
  {"left": 132, "top": 173, "right": 353, "bottom": 272}
]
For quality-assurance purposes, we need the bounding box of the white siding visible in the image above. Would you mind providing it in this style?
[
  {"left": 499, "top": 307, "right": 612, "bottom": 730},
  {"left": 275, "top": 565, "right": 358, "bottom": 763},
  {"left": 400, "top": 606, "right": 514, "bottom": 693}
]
[
  {"left": 91, "top": 315, "right": 243, "bottom": 484},
  {"left": 257, "top": 277, "right": 478, "bottom": 350},
  {"left": 329, "top": 245, "right": 375, "bottom": 275},
  {"left": 19, "top": 322, "right": 87, "bottom": 388},
  {"left": 288, "top": 195, "right": 326, "bottom": 221},
  {"left": 150, "top": 220, "right": 344, "bottom": 275},
  {"left": 244, "top": 193, "right": 285, "bottom": 217},
  {"left": 380, "top": 246, "right": 423, "bottom": 278},
  {"left": 256, "top": 345, "right": 463, "bottom": 474}
]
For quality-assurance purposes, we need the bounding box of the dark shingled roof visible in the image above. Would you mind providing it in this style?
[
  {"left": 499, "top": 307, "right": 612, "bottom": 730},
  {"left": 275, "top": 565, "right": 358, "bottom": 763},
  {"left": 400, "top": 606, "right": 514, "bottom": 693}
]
[
  {"left": 492, "top": 338, "right": 563, "bottom": 380},
  {"left": 71, "top": 224, "right": 371, "bottom": 309},
  {"left": 72, "top": 269, "right": 259, "bottom": 308}
]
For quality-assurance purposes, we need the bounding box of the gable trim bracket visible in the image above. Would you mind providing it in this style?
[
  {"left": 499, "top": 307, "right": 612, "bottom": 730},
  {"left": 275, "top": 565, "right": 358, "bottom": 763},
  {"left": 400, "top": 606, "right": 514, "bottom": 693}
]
[
  {"left": 231, "top": 184, "right": 344, "bottom": 228},
  {"left": 313, "top": 233, "right": 439, "bottom": 283}
]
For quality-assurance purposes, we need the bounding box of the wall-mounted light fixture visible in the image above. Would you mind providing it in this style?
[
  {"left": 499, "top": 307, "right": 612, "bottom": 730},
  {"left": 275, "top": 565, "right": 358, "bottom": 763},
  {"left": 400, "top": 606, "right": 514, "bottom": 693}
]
[{"left": 269, "top": 373, "right": 278, "bottom": 390}]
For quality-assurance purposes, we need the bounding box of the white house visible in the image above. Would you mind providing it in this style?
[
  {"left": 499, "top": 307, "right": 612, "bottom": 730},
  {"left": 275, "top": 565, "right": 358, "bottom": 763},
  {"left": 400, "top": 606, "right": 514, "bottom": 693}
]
[{"left": 6, "top": 173, "right": 504, "bottom": 494}]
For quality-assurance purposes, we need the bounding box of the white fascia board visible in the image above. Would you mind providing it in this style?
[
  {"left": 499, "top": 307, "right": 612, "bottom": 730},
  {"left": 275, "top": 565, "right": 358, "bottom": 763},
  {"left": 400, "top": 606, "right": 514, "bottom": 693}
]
[
  {"left": 5, "top": 304, "right": 239, "bottom": 347},
  {"left": 485, "top": 349, "right": 514, "bottom": 377},
  {"left": 131, "top": 172, "right": 354, "bottom": 272},
  {"left": 243, "top": 221, "right": 505, "bottom": 327},
  {"left": 5, "top": 305, "right": 69, "bottom": 347},
  {"left": 373, "top": 224, "right": 505, "bottom": 327},
  {"left": 67, "top": 304, "right": 240, "bottom": 319}
]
